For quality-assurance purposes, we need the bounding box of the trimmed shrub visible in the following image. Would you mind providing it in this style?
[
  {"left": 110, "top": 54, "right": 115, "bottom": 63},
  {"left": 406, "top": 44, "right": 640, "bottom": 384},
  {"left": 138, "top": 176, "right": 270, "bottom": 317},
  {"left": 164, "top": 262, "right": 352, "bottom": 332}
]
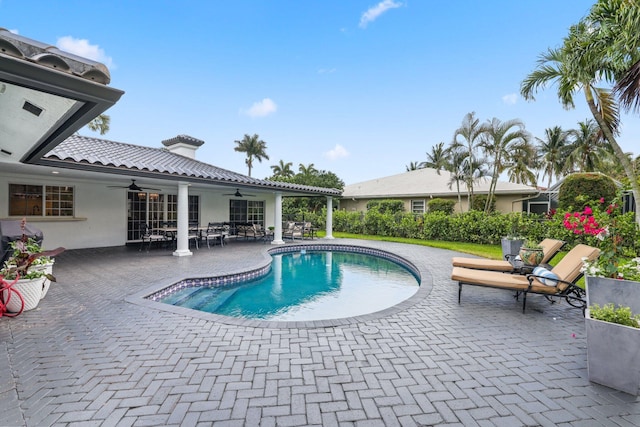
[
  {"left": 427, "top": 198, "right": 455, "bottom": 215},
  {"left": 367, "top": 199, "right": 405, "bottom": 214},
  {"left": 558, "top": 173, "right": 617, "bottom": 211},
  {"left": 471, "top": 194, "right": 496, "bottom": 212}
]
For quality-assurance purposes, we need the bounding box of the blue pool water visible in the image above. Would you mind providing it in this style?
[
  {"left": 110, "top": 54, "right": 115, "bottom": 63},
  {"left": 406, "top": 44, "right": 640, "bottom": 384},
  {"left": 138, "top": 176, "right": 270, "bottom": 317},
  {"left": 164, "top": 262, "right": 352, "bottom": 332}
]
[{"left": 158, "top": 250, "right": 420, "bottom": 321}]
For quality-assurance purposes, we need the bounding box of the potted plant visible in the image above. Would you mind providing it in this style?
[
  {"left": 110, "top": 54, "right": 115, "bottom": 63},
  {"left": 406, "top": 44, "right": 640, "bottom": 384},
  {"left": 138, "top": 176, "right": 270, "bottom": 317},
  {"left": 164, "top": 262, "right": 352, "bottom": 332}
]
[
  {"left": 501, "top": 215, "right": 524, "bottom": 259},
  {"left": 563, "top": 199, "right": 640, "bottom": 394},
  {"left": 585, "top": 302, "right": 640, "bottom": 395},
  {"left": 519, "top": 240, "right": 544, "bottom": 266},
  {"left": 0, "top": 218, "right": 65, "bottom": 314}
]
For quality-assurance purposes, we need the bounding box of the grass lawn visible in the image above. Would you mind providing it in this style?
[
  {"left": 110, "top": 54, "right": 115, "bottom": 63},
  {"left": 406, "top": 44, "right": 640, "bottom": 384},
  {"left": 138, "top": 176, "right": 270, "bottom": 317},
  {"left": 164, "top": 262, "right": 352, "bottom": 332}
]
[
  {"left": 315, "top": 231, "right": 582, "bottom": 286},
  {"left": 315, "top": 231, "right": 503, "bottom": 259}
]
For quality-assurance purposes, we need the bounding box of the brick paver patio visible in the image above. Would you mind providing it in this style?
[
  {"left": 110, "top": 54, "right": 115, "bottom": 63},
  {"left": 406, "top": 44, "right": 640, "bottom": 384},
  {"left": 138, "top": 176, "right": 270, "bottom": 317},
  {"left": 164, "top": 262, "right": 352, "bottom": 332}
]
[{"left": 1, "top": 239, "right": 638, "bottom": 426}]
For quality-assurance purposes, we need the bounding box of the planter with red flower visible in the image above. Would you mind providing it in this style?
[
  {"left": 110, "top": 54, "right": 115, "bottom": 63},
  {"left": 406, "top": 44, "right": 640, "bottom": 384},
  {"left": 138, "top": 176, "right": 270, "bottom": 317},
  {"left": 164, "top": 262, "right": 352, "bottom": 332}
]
[
  {"left": 563, "top": 198, "right": 640, "bottom": 395},
  {"left": 0, "top": 219, "right": 64, "bottom": 316}
]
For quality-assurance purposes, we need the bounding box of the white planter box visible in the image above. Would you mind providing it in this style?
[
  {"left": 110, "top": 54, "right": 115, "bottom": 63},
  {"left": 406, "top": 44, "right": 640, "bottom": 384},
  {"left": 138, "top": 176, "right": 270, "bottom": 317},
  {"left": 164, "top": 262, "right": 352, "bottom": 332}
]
[{"left": 585, "top": 276, "right": 640, "bottom": 395}]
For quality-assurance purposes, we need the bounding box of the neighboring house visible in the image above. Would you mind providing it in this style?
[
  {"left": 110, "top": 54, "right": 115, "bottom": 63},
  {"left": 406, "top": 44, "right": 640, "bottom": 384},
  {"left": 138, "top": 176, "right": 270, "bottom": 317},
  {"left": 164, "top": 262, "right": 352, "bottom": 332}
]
[
  {"left": 524, "top": 172, "right": 635, "bottom": 215},
  {"left": 0, "top": 30, "right": 340, "bottom": 254},
  {"left": 340, "top": 168, "right": 539, "bottom": 214}
]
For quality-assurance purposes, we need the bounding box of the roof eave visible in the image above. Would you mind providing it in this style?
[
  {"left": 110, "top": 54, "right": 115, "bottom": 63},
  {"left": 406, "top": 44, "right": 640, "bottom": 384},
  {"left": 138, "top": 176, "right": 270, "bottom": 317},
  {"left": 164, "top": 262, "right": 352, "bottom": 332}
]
[{"left": 0, "top": 54, "right": 124, "bottom": 163}]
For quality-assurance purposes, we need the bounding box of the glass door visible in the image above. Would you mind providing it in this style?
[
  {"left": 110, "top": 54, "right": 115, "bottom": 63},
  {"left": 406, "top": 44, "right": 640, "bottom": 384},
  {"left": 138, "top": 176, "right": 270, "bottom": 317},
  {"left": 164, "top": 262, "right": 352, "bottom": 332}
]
[{"left": 127, "top": 191, "right": 147, "bottom": 240}]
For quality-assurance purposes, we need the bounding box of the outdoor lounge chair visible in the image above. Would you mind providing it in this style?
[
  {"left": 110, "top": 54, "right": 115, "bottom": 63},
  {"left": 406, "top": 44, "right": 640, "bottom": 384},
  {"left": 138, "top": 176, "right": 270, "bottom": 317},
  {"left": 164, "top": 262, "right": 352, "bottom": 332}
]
[
  {"left": 451, "top": 238, "right": 565, "bottom": 272},
  {"left": 451, "top": 244, "right": 600, "bottom": 313}
]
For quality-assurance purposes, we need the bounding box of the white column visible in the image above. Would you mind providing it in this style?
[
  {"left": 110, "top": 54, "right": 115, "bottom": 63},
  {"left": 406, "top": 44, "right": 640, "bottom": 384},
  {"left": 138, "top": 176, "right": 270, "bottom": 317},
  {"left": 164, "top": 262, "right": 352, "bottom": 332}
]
[
  {"left": 271, "top": 191, "right": 285, "bottom": 245},
  {"left": 325, "top": 196, "right": 334, "bottom": 239},
  {"left": 173, "top": 182, "right": 192, "bottom": 257}
]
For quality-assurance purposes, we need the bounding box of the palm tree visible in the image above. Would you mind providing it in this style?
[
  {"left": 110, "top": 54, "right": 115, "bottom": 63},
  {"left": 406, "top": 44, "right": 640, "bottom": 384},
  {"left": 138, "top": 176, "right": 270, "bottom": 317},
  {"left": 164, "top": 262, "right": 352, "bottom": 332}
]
[
  {"left": 298, "top": 163, "right": 318, "bottom": 179},
  {"left": 270, "top": 160, "right": 294, "bottom": 178},
  {"left": 445, "top": 149, "right": 467, "bottom": 212},
  {"left": 452, "top": 112, "right": 487, "bottom": 209},
  {"left": 506, "top": 140, "right": 538, "bottom": 186},
  {"left": 479, "top": 118, "right": 530, "bottom": 212},
  {"left": 536, "top": 126, "right": 570, "bottom": 189},
  {"left": 565, "top": 119, "right": 613, "bottom": 172},
  {"left": 405, "top": 161, "right": 422, "bottom": 171},
  {"left": 233, "top": 134, "right": 269, "bottom": 177},
  {"left": 420, "top": 142, "right": 450, "bottom": 174},
  {"left": 587, "top": 0, "right": 640, "bottom": 112},
  {"left": 521, "top": 15, "right": 640, "bottom": 224},
  {"left": 85, "top": 114, "right": 110, "bottom": 135}
]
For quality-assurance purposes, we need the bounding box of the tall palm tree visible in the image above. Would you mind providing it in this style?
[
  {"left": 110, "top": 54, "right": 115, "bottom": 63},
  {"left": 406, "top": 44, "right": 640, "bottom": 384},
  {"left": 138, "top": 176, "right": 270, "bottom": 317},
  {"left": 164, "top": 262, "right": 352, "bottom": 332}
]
[
  {"left": 536, "top": 126, "right": 570, "bottom": 189},
  {"left": 565, "top": 119, "right": 613, "bottom": 172},
  {"left": 445, "top": 149, "right": 467, "bottom": 212},
  {"left": 521, "top": 16, "right": 640, "bottom": 223},
  {"left": 270, "top": 160, "right": 294, "bottom": 178},
  {"left": 233, "top": 134, "right": 269, "bottom": 177},
  {"left": 298, "top": 163, "right": 318, "bottom": 179},
  {"left": 506, "top": 140, "right": 538, "bottom": 186},
  {"left": 420, "top": 142, "right": 450, "bottom": 174},
  {"left": 479, "top": 118, "right": 530, "bottom": 212},
  {"left": 588, "top": 0, "right": 640, "bottom": 112},
  {"left": 452, "top": 112, "right": 487, "bottom": 209}
]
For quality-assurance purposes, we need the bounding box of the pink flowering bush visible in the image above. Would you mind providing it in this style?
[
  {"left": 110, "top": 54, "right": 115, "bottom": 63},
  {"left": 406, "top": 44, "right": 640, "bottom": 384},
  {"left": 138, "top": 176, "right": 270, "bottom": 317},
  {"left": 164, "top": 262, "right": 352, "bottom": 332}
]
[{"left": 563, "top": 198, "right": 639, "bottom": 280}]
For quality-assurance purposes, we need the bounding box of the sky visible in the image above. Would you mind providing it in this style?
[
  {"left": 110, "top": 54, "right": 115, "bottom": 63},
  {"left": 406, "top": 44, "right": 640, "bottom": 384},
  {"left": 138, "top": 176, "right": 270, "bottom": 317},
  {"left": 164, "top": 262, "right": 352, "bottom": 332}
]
[{"left": 2, "top": 0, "right": 638, "bottom": 186}]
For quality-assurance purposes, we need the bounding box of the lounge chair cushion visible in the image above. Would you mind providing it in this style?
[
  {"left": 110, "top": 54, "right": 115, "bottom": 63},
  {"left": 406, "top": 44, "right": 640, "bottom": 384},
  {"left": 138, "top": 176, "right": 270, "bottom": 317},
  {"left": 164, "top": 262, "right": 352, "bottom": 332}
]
[
  {"left": 532, "top": 266, "right": 559, "bottom": 286},
  {"left": 451, "top": 257, "right": 514, "bottom": 272},
  {"left": 450, "top": 267, "right": 558, "bottom": 294}
]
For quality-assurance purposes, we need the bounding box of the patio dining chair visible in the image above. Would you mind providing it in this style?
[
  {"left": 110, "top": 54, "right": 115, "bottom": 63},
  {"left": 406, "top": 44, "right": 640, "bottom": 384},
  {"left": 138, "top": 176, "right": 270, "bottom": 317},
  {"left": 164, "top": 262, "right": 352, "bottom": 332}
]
[
  {"left": 188, "top": 226, "right": 199, "bottom": 250},
  {"left": 205, "top": 223, "right": 224, "bottom": 248},
  {"left": 139, "top": 223, "right": 167, "bottom": 251}
]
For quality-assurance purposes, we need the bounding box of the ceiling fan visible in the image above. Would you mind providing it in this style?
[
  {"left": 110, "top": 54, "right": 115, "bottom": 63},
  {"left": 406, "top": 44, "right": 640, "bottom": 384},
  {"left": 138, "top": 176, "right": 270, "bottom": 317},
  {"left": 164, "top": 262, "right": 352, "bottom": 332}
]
[
  {"left": 223, "top": 188, "right": 255, "bottom": 197},
  {"left": 108, "top": 179, "right": 161, "bottom": 191}
]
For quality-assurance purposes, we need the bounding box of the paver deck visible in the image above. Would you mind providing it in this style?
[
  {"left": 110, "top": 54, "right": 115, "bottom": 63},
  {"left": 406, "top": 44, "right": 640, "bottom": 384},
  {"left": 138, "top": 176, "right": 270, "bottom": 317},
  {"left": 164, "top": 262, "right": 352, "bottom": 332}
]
[{"left": 1, "top": 239, "right": 638, "bottom": 426}]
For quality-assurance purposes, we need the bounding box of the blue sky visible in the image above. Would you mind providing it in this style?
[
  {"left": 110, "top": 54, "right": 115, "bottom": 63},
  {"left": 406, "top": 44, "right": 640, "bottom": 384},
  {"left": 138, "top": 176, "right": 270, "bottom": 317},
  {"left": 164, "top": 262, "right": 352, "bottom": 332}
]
[{"left": 3, "top": 0, "right": 637, "bottom": 186}]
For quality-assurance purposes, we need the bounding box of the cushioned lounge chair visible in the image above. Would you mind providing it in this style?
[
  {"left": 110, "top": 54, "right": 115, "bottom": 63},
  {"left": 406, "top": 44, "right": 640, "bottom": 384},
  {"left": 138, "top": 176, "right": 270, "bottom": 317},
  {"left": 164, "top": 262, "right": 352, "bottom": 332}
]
[
  {"left": 451, "top": 238, "right": 565, "bottom": 272},
  {"left": 451, "top": 244, "right": 600, "bottom": 313}
]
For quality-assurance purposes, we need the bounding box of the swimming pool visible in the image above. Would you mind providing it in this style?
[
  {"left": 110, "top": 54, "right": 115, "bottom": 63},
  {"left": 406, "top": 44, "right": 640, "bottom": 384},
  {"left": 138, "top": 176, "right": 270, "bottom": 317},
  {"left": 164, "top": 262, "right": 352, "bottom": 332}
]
[{"left": 150, "top": 245, "right": 420, "bottom": 321}]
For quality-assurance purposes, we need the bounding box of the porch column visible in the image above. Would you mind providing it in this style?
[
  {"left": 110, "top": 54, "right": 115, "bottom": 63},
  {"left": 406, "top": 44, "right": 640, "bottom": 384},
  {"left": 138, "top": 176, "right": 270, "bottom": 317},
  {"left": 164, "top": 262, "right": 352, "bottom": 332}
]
[
  {"left": 325, "top": 196, "right": 334, "bottom": 239},
  {"left": 271, "top": 191, "right": 285, "bottom": 245},
  {"left": 173, "top": 182, "right": 192, "bottom": 257}
]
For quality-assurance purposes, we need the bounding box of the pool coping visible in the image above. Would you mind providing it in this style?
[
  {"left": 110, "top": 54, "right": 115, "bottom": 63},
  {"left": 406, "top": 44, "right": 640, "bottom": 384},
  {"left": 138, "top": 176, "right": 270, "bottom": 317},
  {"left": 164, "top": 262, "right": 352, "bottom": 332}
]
[{"left": 125, "top": 241, "right": 434, "bottom": 329}]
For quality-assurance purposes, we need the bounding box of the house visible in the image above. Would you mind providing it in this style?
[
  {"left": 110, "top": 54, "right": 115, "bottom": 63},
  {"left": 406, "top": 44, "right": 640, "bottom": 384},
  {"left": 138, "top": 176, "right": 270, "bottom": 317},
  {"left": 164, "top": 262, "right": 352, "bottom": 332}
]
[
  {"left": 0, "top": 29, "right": 340, "bottom": 254},
  {"left": 524, "top": 172, "right": 635, "bottom": 216},
  {"left": 340, "top": 168, "right": 539, "bottom": 214}
]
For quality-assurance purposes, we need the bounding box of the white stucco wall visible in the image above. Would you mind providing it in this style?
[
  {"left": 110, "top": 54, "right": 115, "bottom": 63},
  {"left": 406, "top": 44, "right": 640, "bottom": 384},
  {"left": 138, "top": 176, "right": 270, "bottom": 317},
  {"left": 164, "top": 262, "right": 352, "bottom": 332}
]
[
  {"left": 0, "top": 173, "right": 127, "bottom": 250},
  {"left": 1, "top": 171, "right": 279, "bottom": 250}
]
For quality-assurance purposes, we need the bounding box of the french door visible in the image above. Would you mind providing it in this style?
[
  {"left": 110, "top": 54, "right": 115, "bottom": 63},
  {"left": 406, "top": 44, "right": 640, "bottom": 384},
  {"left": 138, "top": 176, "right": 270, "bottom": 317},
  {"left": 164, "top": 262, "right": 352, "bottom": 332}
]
[{"left": 127, "top": 192, "right": 199, "bottom": 241}]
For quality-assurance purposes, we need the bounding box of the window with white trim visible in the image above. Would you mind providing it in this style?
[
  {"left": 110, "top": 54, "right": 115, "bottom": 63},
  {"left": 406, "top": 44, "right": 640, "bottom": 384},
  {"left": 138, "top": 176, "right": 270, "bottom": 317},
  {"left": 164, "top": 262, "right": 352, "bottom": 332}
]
[
  {"left": 411, "top": 199, "right": 425, "bottom": 214},
  {"left": 9, "top": 184, "right": 74, "bottom": 217}
]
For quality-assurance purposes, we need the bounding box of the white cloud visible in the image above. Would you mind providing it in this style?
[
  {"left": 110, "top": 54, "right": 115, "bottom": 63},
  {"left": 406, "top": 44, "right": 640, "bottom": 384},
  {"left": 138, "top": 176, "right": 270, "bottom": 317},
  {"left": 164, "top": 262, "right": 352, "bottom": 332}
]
[
  {"left": 502, "top": 93, "right": 518, "bottom": 105},
  {"left": 240, "top": 98, "right": 278, "bottom": 118},
  {"left": 9, "top": 29, "right": 19, "bottom": 34},
  {"left": 56, "top": 36, "right": 114, "bottom": 69},
  {"left": 318, "top": 68, "right": 337, "bottom": 74},
  {"left": 359, "top": 0, "right": 403, "bottom": 29},
  {"left": 324, "top": 144, "right": 349, "bottom": 160}
]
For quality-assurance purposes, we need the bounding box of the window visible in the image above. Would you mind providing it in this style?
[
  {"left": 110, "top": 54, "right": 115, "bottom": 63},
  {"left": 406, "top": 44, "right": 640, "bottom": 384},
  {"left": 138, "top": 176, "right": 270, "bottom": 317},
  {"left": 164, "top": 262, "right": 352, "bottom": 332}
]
[
  {"left": 166, "top": 194, "right": 199, "bottom": 225},
  {"left": 9, "top": 184, "right": 74, "bottom": 217},
  {"left": 411, "top": 200, "right": 425, "bottom": 214},
  {"left": 229, "top": 199, "right": 265, "bottom": 227}
]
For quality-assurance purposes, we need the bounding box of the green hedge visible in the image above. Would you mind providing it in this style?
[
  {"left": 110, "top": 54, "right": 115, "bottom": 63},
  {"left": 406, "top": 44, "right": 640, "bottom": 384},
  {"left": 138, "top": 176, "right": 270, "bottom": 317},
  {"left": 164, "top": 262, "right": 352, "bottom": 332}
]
[{"left": 327, "top": 208, "right": 638, "bottom": 254}]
